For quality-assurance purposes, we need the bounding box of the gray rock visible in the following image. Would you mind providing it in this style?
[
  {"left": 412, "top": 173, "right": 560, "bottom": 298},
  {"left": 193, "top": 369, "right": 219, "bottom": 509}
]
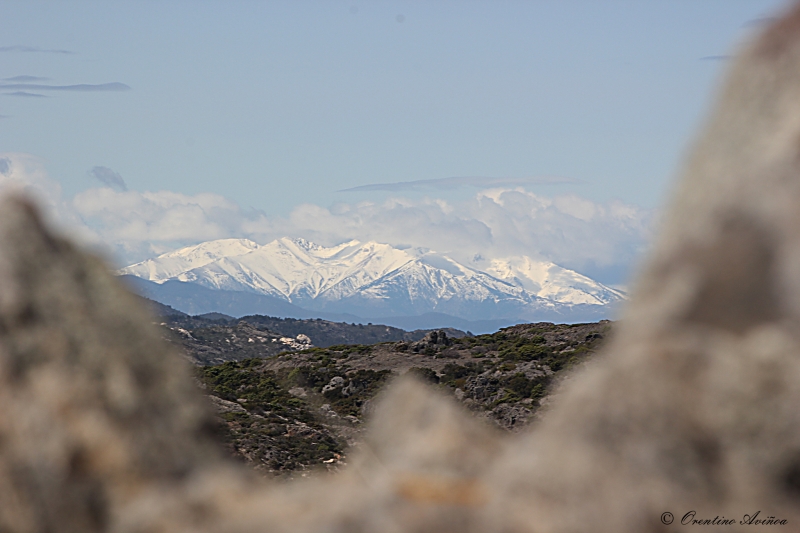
[
  {"left": 0, "top": 196, "right": 247, "bottom": 533},
  {"left": 288, "top": 386, "right": 308, "bottom": 398},
  {"left": 321, "top": 376, "right": 345, "bottom": 394},
  {"left": 208, "top": 395, "right": 248, "bottom": 413}
]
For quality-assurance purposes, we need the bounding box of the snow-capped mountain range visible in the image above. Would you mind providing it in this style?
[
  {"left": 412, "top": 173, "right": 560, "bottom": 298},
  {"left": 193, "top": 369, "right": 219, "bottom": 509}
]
[{"left": 119, "top": 238, "right": 625, "bottom": 322}]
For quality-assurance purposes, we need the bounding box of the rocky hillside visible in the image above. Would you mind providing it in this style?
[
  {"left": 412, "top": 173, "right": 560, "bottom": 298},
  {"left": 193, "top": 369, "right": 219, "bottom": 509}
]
[
  {"left": 194, "top": 321, "right": 611, "bottom": 477},
  {"left": 229, "top": 314, "right": 465, "bottom": 347},
  {"left": 165, "top": 320, "right": 315, "bottom": 366},
  {"left": 151, "top": 300, "right": 467, "bottom": 353}
]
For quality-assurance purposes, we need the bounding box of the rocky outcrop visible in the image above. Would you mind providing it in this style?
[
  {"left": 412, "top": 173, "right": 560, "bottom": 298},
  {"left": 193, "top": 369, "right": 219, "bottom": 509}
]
[
  {"left": 0, "top": 197, "right": 237, "bottom": 533},
  {"left": 5, "top": 3, "right": 800, "bottom": 531},
  {"left": 408, "top": 329, "right": 452, "bottom": 353}
]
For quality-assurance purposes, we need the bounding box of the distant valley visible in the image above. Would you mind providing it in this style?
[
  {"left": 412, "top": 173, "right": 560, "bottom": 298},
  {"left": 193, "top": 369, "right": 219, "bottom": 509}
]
[{"left": 120, "top": 238, "right": 625, "bottom": 332}]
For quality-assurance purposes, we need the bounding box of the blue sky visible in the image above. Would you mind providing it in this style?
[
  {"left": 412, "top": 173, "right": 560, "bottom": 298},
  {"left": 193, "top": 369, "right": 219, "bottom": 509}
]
[{"left": 0, "top": 0, "right": 791, "bottom": 285}]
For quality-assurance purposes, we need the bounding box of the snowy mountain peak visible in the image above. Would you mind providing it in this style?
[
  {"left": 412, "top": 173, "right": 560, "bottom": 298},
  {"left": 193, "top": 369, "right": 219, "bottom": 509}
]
[
  {"left": 486, "top": 256, "right": 625, "bottom": 305},
  {"left": 119, "top": 237, "right": 626, "bottom": 320},
  {"left": 168, "top": 238, "right": 260, "bottom": 258},
  {"left": 120, "top": 238, "right": 260, "bottom": 283},
  {"left": 280, "top": 237, "right": 324, "bottom": 252}
]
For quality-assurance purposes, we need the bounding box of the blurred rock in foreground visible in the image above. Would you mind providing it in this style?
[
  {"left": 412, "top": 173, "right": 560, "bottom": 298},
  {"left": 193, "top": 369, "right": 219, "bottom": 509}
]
[{"left": 5, "top": 4, "right": 800, "bottom": 531}]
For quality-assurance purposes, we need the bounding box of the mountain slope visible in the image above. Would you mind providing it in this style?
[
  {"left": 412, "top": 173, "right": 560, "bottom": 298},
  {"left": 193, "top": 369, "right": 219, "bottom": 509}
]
[
  {"left": 485, "top": 256, "right": 626, "bottom": 305},
  {"left": 122, "top": 238, "right": 261, "bottom": 282},
  {"left": 174, "top": 238, "right": 416, "bottom": 303},
  {"left": 119, "top": 275, "right": 315, "bottom": 319}
]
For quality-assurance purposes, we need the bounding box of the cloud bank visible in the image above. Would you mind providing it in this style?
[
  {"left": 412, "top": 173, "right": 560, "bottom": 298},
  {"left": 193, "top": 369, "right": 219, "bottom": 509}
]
[
  {"left": 0, "top": 154, "right": 100, "bottom": 247},
  {"left": 0, "top": 153, "right": 652, "bottom": 284},
  {"left": 284, "top": 190, "right": 651, "bottom": 283},
  {"left": 73, "top": 187, "right": 259, "bottom": 260}
]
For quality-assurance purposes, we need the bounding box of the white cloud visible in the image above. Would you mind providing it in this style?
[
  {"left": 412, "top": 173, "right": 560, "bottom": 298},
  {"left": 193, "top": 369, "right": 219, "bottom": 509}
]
[
  {"left": 0, "top": 153, "right": 63, "bottom": 204},
  {"left": 281, "top": 188, "right": 652, "bottom": 283},
  {"left": 72, "top": 187, "right": 272, "bottom": 263},
  {"left": 0, "top": 153, "right": 653, "bottom": 283},
  {"left": 0, "top": 153, "right": 104, "bottom": 248}
]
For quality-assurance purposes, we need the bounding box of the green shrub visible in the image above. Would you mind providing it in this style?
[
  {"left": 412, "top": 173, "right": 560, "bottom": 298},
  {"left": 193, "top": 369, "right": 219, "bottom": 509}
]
[{"left": 507, "top": 373, "right": 533, "bottom": 397}]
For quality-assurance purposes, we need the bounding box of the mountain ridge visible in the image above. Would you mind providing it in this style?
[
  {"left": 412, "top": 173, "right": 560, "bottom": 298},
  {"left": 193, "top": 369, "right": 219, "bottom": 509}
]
[{"left": 120, "top": 237, "right": 624, "bottom": 325}]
